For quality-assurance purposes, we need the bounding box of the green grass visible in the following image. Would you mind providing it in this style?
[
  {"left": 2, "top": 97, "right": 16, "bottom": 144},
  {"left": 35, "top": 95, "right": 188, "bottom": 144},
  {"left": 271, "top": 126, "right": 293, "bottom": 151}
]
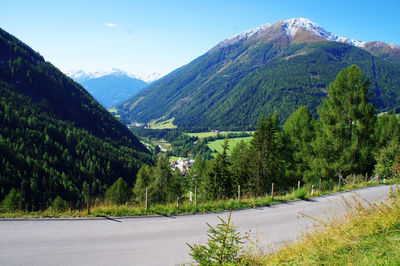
[
  {"left": 147, "top": 116, "right": 177, "bottom": 129},
  {"left": 187, "top": 131, "right": 253, "bottom": 139},
  {"left": 240, "top": 184, "right": 400, "bottom": 265},
  {"left": 169, "top": 156, "right": 188, "bottom": 162},
  {"left": 1, "top": 179, "right": 396, "bottom": 219},
  {"left": 207, "top": 137, "right": 252, "bottom": 155}
]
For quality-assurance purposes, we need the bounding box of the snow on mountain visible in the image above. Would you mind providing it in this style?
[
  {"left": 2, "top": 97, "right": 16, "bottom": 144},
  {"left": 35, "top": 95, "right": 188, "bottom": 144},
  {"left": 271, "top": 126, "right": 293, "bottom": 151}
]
[
  {"left": 65, "top": 68, "right": 162, "bottom": 83},
  {"left": 281, "top": 17, "right": 365, "bottom": 47},
  {"left": 225, "top": 22, "right": 271, "bottom": 43},
  {"left": 135, "top": 72, "right": 163, "bottom": 83},
  {"left": 221, "top": 17, "right": 367, "bottom": 48},
  {"left": 65, "top": 70, "right": 91, "bottom": 82}
]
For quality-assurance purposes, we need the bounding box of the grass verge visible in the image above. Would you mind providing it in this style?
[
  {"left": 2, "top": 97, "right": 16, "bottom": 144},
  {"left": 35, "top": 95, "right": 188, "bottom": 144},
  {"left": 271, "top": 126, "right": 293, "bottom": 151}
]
[
  {"left": 1, "top": 179, "right": 397, "bottom": 218},
  {"left": 240, "top": 184, "right": 400, "bottom": 265}
]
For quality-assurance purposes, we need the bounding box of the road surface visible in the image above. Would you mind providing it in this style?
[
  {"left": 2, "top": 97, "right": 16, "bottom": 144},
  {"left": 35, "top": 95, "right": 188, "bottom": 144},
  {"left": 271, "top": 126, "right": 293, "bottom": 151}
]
[{"left": 0, "top": 185, "right": 393, "bottom": 265}]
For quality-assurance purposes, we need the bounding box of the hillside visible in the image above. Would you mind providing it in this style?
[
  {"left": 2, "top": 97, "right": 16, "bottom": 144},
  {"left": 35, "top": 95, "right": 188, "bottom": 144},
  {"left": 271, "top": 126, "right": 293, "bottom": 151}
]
[
  {"left": 67, "top": 69, "right": 149, "bottom": 108},
  {"left": 0, "top": 27, "right": 151, "bottom": 210},
  {"left": 117, "top": 18, "right": 400, "bottom": 130}
]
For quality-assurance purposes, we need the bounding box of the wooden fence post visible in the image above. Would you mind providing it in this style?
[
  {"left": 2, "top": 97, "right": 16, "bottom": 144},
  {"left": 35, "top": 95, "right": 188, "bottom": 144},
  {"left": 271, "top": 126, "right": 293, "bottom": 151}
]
[
  {"left": 338, "top": 175, "right": 341, "bottom": 191},
  {"left": 195, "top": 186, "right": 197, "bottom": 206},
  {"left": 19, "top": 181, "right": 23, "bottom": 210},
  {"left": 238, "top": 185, "right": 241, "bottom": 203},
  {"left": 353, "top": 173, "right": 356, "bottom": 185},
  {"left": 87, "top": 183, "right": 90, "bottom": 215},
  {"left": 311, "top": 185, "right": 314, "bottom": 197},
  {"left": 145, "top": 188, "right": 148, "bottom": 212},
  {"left": 271, "top": 183, "right": 274, "bottom": 200}
]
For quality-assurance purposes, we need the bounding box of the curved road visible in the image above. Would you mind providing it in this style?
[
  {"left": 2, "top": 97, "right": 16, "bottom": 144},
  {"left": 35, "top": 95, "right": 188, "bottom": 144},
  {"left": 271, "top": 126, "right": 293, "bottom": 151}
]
[{"left": 0, "top": 185, "right": 393, "bottom": 265}]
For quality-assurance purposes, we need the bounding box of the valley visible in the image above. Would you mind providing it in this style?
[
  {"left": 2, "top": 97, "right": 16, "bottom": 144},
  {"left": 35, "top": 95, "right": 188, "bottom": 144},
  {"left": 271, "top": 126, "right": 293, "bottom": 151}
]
[{"left": 1, "top": 8, "right": 400, "bottom": 265}]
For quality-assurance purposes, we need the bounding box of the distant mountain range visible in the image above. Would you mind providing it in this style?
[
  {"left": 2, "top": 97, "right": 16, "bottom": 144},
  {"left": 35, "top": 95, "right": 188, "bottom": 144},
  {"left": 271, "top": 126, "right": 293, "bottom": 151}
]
[
  {"left": 66, "top": 68, "right": 162, "bottom": 108},
  {"left": 116, "top": 17, "right": 400, "bottom": 130}
]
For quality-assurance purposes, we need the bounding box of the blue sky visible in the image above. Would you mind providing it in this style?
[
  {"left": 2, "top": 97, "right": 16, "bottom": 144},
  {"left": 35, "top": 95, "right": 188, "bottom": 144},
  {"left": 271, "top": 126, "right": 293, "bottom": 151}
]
[{"left": 2, "top": 0, "right": 399, "bottom": 76}]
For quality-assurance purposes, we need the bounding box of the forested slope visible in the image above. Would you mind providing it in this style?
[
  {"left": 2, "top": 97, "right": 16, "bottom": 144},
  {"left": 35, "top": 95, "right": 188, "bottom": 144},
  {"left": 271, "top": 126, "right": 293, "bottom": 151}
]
[
  {"left": 118, "top": 34, "right": 400, "bottom": 130},
  {"left": 0, "top": 27, "right": 151, "bottom": 209}
]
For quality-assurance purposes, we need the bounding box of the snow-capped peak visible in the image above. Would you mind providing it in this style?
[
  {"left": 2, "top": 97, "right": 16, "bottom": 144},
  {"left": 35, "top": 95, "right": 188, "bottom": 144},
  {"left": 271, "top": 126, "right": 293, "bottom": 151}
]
[
  {"left": 225, "top": 22, "right": 271, "bottom": 43},
  {"left": 389, "top": 43, "right": 400, "bottom": 49},
  {"left": 281, "top": 17, "right": 366, "bottom": 47},
  {"left": 64, "top": 68, "right": 162, "bottom": 83},
  {"left": 220, "top": 17, "right": 367, "bottom": 48}
]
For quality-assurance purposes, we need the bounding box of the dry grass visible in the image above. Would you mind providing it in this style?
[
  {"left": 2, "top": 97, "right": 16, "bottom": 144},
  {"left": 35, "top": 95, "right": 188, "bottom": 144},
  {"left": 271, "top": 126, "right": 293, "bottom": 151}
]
[{"left": 241, "top": 185, "right": 400, "bottom": 265}]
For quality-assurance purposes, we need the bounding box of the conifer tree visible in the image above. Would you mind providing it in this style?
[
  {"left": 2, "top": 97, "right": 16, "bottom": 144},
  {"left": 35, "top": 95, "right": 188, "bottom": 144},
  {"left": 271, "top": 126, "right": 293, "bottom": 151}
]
[
  {"left": 249, "top": 113, "right": 279, "bottom": 195},
  {"left": 132, "top": 165, "right": 152, "bottom": 204},
  {"left": 230, "top": 140, "right": 251, "bottom": 193},
  {"left": 283, "top": 106, "right": 316, "bottom": 182},
  {"left": 311, "top": 65, "right": 376, "bottom": 180},
  {"left": 204, "top": 138, "right": 232, "bottom": 199}
]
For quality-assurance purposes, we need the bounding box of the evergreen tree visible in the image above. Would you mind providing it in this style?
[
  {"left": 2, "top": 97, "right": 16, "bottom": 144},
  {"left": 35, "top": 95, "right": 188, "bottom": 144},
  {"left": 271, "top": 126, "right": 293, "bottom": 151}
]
[
  {"left": 1, "top": 188, "right": 21, "bottom": 211},
  {"left": 249, "top": 113, "right": 280, "bottom": 195},
  {"left": 283, "top": 106, "right": 316, "bottom": 182},
  {"left": 204, "top": 138, "right": 232, "bottom": 199},
  {"left": 132, "top": 165, "right": 152, "bottom": 204},
  {"left": 186, "top": 154, "right": 205, "bottom": 191},
  {"left": 311, "top": 65, "right": 376, "bottom": 180},
  {"left": 374, "top": 113, "right": 399, "bottom": 151},
  {"left": 165, "top": 170, "right": 184, "bottom": 203},
  {"left": 105, "top": 177, "right": 131, "bottom": 205},
  {"left": 230, "top": 140, "right": 251, "bottom": 193}
]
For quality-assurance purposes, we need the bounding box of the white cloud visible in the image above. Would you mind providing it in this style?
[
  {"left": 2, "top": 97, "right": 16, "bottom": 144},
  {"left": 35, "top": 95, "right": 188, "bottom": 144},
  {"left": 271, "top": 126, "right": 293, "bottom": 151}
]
[{"left": 106, "top": 23, "right": 118, "bottom": 27}]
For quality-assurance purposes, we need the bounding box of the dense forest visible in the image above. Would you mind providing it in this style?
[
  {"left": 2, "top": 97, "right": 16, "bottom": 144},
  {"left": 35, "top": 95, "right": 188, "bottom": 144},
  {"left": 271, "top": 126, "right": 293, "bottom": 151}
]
[{"left": 0, "top": 27, "right": 151, "bottom": 210}]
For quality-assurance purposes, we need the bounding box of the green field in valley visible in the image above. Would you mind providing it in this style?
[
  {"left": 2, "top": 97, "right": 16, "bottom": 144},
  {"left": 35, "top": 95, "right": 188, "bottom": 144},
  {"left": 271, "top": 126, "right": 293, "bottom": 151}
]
[
  {"left": 187, "top": 131, "right": 252, "bottom": 139},
  {"left": 207, "top": 137, "right": 252, "bottom": 155},
  {"left": 147, "top": 116, "right": 177, "bottom": 129}
]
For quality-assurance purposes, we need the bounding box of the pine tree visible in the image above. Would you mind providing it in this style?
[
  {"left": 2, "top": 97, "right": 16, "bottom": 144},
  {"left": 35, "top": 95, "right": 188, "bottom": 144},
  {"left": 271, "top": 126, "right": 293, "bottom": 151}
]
[
  {"left": 186, "top": 154, "right": 205, "bottom": 191},
  {"left": 311, "top": 65, "right": 376, "bottom": 180},
  {"left": 230, "top": 140, "right": 251, "bottom": 193},
  {"left": 132, "top": 165, "right": 152, "bottom": 204},
  {"left": 105, "top": 177, "right": 131, "bottom": 205},
  {"left": 204, "top": 138, "right": 232, "bottom": 199},
  {"left": 283, "top": 106, "right": 316, "bottom": 182},
  {"left": 249, "top": 113, "right": 280, "bottom": 195}
]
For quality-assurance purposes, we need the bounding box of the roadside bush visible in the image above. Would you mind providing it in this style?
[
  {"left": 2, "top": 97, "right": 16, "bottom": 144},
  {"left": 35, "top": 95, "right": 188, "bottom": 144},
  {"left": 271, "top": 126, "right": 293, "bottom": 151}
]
[
  {"left": 1, "top": 188, "right": 21, "bottom": 211},
  {"left": 295, "top": 187, "right": 308, "bottom": 200},
  {"left": 187, "top": 210, "right": 245, "bottom": 265},
  {"left": 105, "top": 177, "right": 131, "bottom": 205},
  {"left": 52, "top": 196, "right": 68, "bottom": 212}
]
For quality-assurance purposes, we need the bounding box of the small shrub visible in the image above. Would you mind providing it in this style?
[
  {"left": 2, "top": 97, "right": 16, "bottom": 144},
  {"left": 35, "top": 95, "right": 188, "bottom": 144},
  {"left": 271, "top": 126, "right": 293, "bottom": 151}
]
[
  {"left": 105, "top": 177, "right": 131, "bottom": 205},
  {"left": 187, "top": 210, "right": 245, "bottom": 265},
  {"left": 2, "top": 188, "right": 21, "bottom": 211},
  {"left": 295, "top": 187, "right": 308, "bottom": 200},
  {"left": 52, "top": 196, "right": 68, "bottom": 212}
]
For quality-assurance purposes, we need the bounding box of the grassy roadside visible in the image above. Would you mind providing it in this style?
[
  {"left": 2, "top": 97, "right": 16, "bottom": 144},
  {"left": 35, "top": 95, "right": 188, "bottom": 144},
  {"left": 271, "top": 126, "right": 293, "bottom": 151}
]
[
  {"left": 1, "top": 179, "right": 397, "bottom": 219},
  {"left": 240, "top": 184, "right": 400, "bottom": 265}
]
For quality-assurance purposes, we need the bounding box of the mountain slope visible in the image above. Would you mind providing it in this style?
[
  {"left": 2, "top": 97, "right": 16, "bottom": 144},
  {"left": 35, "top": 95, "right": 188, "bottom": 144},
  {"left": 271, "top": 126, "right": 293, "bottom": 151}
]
[
  {"left": 0, "top": 27, "right": 151, "bottom": 209},
  {"left": 117, "top": 18, "right": 400, "bottom": 130}
]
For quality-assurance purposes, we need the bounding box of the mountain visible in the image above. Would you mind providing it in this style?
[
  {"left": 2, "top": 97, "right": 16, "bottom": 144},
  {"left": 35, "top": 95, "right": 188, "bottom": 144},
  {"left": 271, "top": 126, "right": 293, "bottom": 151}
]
[
  {"left": 66, "top": 68, "right": 150, "bottom": 108},
  {"left": 0, "top": 27, "right": 151, "bottom": 209},
  {"left": 116, "top": 18, "right": 400, "bottom": 130}
]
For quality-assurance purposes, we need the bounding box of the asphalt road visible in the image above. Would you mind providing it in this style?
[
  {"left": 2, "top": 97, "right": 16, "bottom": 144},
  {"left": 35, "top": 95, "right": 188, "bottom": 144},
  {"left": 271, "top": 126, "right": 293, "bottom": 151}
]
[{"left": 0, "top": 185, "right": 393, "bottom": 266}]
